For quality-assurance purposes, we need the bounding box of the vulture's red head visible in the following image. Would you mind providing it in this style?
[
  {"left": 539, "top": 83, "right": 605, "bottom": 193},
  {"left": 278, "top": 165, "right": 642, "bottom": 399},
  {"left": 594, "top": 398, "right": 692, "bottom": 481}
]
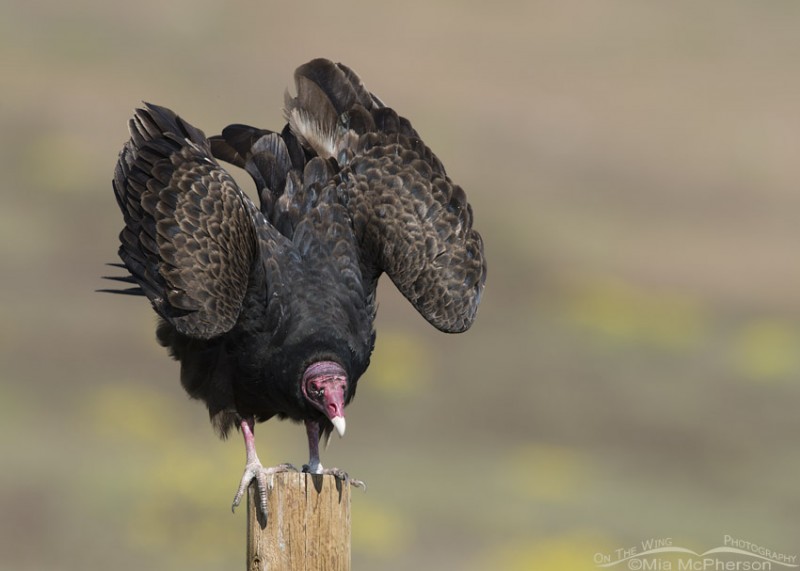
[{"left": 301, "top": 361, "right": 347, "bottom": 436}]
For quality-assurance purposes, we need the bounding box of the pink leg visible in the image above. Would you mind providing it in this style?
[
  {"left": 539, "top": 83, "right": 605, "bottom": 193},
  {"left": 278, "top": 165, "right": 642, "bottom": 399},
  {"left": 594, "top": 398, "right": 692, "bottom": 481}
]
[
  {"left": 241, "top": 418, "right": 259, "bottom": 465},
  {"left": 231, "top": 418, "right": 296, "bottom": 517}
]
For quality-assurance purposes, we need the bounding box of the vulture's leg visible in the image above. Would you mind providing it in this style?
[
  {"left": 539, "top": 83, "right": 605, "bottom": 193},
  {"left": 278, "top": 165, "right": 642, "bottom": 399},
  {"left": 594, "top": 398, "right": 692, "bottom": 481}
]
[
  {"left": 302, "top": 419, "right": 366, "bottom": 490},
  {"left": 231, "top": 417, "right": 296, "bottom": 516}
]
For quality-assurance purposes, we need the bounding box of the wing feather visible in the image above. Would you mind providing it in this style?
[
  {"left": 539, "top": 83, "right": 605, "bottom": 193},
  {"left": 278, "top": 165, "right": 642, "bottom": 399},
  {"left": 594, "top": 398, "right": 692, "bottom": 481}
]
[
  {"left": 210, "top": 59, "right": 486, "bottom": 333},
  {"left": 112, "top": 103, "right": 259, "bottom": 338},
  {"left": 282, "top": 59, "right": 486, "bottom": 332},
  {"left": 343, "top": 139, "right": 486, "bottom": 332}
]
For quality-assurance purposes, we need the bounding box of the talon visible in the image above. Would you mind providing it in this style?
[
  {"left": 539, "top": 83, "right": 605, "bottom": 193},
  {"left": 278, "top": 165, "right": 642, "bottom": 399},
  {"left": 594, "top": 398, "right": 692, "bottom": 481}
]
[
  {"left": 231, "top": 462, "right": 297, "bottom": 517},
  {"left": 349, "top": 478, "right": 367, "bottom": 491},
  {"left": 300, "top": 465, "right": 367, "bottom": 490},
  {"left": 302, "top": 421, "right": 364, "bottom": 490}
]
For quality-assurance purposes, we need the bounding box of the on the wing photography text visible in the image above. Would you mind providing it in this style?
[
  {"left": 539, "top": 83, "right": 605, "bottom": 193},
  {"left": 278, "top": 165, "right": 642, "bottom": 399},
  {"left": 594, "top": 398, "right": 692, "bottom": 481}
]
[{"left": 593, "top": 535, "right": 797, "bottom": 570}]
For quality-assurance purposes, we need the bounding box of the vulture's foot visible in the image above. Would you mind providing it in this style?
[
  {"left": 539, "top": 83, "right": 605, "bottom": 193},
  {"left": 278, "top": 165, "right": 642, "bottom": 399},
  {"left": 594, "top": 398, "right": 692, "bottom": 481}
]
[
  {"left": 231, "top": 461, "right": 298, "bottom": 516},
  {"left": 302, "top": 464, "right": 367, "bottom": 491}
]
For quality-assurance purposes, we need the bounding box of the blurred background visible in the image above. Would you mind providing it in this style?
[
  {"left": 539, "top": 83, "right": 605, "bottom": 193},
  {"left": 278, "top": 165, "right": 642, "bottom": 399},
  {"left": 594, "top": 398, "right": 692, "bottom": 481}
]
[{"left": 2, "top": 1, "right": 799, "bottom": 569}]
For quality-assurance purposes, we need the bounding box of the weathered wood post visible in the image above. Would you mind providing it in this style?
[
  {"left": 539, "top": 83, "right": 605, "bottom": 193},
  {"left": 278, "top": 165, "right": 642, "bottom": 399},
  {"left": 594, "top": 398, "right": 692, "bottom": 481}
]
[{"left": 246, "top": 472, "right": 351, "bottom": 571}]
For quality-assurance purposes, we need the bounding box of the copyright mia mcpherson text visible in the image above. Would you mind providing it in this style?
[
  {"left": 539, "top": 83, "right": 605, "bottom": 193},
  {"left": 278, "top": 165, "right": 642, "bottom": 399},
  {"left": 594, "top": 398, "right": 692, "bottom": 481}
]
[{"left": 593, "top": 535, "right": 797, "bottom": 570}]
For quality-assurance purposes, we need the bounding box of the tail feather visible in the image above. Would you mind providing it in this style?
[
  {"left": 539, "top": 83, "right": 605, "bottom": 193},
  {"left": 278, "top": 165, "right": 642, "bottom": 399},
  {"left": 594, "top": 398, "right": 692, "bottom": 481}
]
[
  {"left": 284, "top": 74, "right": 342, "bottom": 159},
  {"left": 101, "top": 274, "right": 139, "bottom": 284},
  {"left": 284, "top": 58, "right": 377, "bottom": 160},
  {"left": 209, "top": 124, "right": 272, "bottom": 169},
  {"left": 96, "top": 286, "right": 145, "bottom": 296},
  {"left": 249, "top": 132, "right": 293, "bottom": 213},
  {"left": 335, "top": 62, "right": 385, "bottom": 108},
  {"left": 210, "top": 125, "right": 297, "bottom": 216},
  {"left": 294, "top": 59, "right": 375, "bottom": 114}
]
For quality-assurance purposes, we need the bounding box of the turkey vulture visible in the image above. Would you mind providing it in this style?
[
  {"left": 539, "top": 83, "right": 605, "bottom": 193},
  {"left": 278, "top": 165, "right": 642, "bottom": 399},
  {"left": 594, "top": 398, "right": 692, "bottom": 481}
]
[{"left": 104, "top": 58, "right": 486, "bottom": 516}]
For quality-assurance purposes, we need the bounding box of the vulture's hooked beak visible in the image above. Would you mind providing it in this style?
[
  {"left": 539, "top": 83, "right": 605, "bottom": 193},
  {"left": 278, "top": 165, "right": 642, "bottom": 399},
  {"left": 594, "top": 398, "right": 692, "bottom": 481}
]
[
  {"left": 323, "top": 382, "right": 347, "bottom": 437},
  {"left": 303, "top": 360, "right": 348, "bottom": 438},
  {"left": 331, "top": 415, "right": 346, "bottom": 437}
]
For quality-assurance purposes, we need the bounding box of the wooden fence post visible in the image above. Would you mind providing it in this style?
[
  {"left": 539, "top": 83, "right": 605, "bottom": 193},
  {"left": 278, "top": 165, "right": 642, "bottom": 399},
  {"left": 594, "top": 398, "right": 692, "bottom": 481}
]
[{"left": 246, "top": 472, "right": 351, "bottom": 571}]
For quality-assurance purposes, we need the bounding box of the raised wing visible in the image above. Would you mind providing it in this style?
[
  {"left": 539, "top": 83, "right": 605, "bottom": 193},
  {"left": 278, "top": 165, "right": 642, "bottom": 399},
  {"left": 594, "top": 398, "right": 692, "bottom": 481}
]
[
  {"left": 342, "top": 132, "right": 485, "bottom": 333},
  {"left": 284, "top": 59, "right": 487, "bottom": 333},
  {"left": 110, "top": 103, "right": 259, "bottom": 339}
]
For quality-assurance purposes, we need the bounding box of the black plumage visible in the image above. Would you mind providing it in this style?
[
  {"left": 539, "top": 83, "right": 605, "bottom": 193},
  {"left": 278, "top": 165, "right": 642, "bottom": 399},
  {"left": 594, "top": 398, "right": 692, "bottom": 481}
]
[{"left": 105, "top": 59, "right": 486, "bottom": 514}]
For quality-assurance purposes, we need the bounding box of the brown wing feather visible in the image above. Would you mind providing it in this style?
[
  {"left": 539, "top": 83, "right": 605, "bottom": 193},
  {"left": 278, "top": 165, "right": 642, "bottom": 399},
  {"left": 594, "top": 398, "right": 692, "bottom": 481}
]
[
  {"left": 283, "top": 59, "right": 486, "bottom": 333},
  {"left": 113, "top": 103, "right": 258, "bottom": 339},
  {"left": 343, "top": 134, "right": 486, "bottom": 333}
]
